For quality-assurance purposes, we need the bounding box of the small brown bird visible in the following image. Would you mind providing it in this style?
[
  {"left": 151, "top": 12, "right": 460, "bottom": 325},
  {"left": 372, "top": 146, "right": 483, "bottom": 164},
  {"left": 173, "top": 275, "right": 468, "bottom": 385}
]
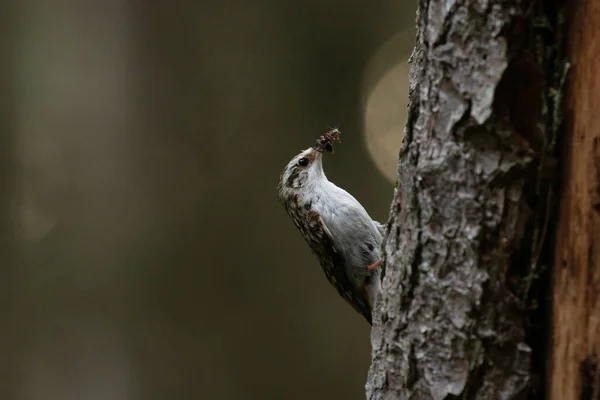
[{"left": 277, "top": 129, "right": 384, "bottom": 324}]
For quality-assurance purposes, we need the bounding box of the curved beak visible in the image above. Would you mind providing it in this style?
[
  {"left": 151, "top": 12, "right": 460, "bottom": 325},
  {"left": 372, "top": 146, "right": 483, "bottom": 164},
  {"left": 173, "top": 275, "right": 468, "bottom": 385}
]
[
  {"left": 311, "top": 147, "right": 323, "bottom": 163},
  {"left": 311, "top": 148, "right": 325, "bottom": 179}
]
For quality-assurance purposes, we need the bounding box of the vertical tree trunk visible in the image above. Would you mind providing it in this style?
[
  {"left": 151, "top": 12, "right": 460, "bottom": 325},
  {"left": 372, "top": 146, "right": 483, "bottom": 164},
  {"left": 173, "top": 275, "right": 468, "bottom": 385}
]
[
  {"left": 550, "top": 0, "right": 600, "bottom": 399},
  {"left": 366, "top": 0, "right": 567, "bottom": 398}
]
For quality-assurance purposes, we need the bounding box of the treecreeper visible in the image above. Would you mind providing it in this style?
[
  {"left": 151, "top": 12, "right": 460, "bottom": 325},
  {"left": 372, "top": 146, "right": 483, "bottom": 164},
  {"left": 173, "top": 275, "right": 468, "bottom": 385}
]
[{"left": 277, "top": 128, "right": 384, "bottom": 324}]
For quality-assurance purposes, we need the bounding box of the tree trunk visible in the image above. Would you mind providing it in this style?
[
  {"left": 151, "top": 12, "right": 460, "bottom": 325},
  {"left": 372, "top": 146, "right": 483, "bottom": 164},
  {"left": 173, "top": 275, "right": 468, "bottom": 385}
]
[
  {"left": 550, "top": 0, "right": 600, "bottom": 399},
  {"left": 367, "top": 0, "right": 568, "bottom": 398}
]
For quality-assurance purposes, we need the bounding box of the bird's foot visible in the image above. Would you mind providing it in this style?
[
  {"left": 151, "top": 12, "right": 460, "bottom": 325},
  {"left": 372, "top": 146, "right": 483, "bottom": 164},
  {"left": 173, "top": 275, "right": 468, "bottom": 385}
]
[{"left": 367, "top": 259, "right": 383, "bottom": 271}]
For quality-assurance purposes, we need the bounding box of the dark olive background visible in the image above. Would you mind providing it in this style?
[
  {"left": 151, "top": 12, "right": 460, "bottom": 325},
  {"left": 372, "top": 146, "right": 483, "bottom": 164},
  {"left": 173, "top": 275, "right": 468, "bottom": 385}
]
[{"left": 1, "top": 1, "right": 415, "bottom": 399}]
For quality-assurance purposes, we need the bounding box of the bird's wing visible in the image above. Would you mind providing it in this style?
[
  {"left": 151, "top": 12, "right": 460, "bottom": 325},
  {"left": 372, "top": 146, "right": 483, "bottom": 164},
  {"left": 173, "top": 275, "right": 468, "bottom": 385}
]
[{"left": 306, "top": 210, "right": 373, "bottom": 324}]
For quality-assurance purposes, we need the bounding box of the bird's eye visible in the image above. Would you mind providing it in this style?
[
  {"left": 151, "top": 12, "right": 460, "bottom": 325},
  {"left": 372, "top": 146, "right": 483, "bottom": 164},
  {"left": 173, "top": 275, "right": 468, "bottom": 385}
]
[{"left": 297, "top": 157, "right": 309, "bottom": 167}]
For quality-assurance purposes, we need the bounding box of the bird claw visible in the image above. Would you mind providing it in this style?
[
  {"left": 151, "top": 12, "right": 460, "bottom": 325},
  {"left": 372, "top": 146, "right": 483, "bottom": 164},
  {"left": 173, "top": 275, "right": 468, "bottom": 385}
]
[{"left": 367, "top": 259, "right": 383, "bottom": 271}]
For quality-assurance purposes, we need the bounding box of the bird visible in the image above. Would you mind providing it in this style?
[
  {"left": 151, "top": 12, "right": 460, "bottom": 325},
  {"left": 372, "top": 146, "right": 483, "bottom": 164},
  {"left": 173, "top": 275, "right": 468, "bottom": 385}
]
[{"left": 277, "top": 128, "right": 384, "bottom": 324}]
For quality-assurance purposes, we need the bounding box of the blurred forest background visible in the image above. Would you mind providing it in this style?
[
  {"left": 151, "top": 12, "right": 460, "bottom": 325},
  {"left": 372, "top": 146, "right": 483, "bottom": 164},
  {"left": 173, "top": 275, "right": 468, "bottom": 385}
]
[{"left": 0, "top": 1, "right": 415, "bottom": 399}]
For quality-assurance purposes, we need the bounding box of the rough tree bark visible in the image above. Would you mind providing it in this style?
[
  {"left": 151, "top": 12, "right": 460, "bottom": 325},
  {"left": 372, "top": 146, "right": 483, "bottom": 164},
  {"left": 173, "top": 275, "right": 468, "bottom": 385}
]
[{"left": 367, "top": 0, "right": 568, "bottom": 398}]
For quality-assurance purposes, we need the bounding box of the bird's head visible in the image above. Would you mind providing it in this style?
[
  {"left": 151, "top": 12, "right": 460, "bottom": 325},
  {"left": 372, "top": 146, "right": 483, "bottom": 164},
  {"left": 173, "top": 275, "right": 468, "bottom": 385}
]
[
  {"left": 277, "top": 128, "right": 341, "bottom": 203},
  {"left": 277, "top": 147, "right": 326, "bottom": 198}
]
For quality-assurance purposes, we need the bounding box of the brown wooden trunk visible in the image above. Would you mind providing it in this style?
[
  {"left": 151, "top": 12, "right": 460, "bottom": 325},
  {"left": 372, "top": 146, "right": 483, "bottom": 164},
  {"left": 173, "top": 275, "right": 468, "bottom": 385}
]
[{"left": 550, "top": 0, "right": 600, "bottom": 398}]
